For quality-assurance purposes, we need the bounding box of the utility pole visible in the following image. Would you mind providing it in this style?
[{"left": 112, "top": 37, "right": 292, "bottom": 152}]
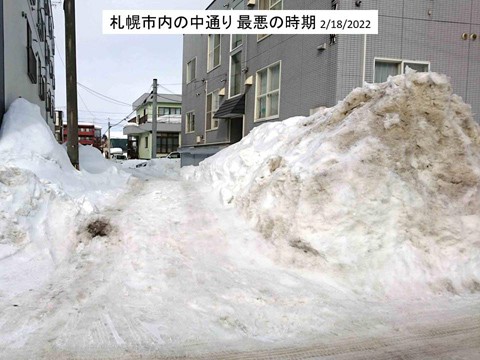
[
  {"left": 107, "top": 120, "right": 111, "bottom": 159},
  {"left": 151, "top": 79, "right": 158, "bottom": 159},
  {"left": 64, "top": 0, "right": 79, "bottom": 169}
]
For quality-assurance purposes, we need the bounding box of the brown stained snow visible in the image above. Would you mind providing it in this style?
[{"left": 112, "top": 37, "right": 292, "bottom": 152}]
[{"left": 196, "top": 71, "right": 480, "bottom": 297}]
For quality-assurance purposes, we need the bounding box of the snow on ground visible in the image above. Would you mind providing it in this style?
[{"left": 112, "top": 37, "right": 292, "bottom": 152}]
[
  {"left": 189, "top": 71, "right": 480, "bottom": 299},
  {"left": 122, "top": 158, "right": 181, "bottom": 179},
  {"left": 0, "top": 99, "right": 129, "bottom": 298},
  {"left": 0, "top": 75, "right": 479, "bottom": 358},
  {"left": 0, "top": 160, "right": 478, "bottom": 359}
]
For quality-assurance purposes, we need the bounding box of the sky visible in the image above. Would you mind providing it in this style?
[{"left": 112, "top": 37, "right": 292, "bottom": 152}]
[{"left": 53, "top": 0, "right": 212, "bottom": 136}]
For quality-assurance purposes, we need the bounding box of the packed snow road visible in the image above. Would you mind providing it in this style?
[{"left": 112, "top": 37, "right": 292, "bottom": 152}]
[{"left": 0, "top": 173, "right": 479, "bottom": 359}]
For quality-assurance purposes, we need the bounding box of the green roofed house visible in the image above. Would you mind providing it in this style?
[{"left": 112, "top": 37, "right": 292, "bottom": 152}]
[{"left": 123, "top": 93, "right": 182, "bottom": 159}]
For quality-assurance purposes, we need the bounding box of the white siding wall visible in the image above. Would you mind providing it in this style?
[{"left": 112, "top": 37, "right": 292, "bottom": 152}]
[{"left": 3, "top": 0, "right": 55, "bottom": 130}]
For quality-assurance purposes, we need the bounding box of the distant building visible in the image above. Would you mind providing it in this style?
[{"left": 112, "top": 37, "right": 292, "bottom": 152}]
[
  {"left": 62, "top": 123, "right": 102, "bottom": 150},
  {"left": 123, "top": 93, "right": 182, "bottom": 159},
  {"left": 0, "top": 0, "right": 56, "bottom": 129},
  {"left": 180, "top": 0, "right": 480, "bottom": 166}
]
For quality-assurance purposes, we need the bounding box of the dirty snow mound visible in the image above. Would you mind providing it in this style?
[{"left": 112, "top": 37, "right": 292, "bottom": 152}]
[
  {"left": 190, "top": 71, "right": 480, "bottom": 297},
  {"left": 0, "top": 99, "right": 129, "bottom": 298}
]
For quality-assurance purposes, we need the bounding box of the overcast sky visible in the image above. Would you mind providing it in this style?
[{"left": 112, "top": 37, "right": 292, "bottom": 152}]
[{"left": 53, "top": 0, "right": 212, "bottom": 136}]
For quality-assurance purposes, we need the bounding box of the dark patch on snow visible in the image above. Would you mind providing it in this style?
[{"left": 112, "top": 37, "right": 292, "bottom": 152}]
[
  {"left": 289, "top": 238, "right": 321, "bottom": 257},
  {"left": 86, "top": 218, "right": 112, "bottom": 238}
]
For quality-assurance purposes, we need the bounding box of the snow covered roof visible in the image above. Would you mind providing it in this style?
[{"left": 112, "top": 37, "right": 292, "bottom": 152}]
[{"left": 132, "top": 93, "right": 182, "bottom": 110}]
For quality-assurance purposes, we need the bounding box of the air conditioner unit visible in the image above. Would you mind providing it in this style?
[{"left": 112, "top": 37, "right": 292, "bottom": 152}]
[
  {"left": 244, "top": 76, "right": 253, "bottom": 86},
  {"left": 247, "top": 0, "right": 256, "bottom": 7},
  {"left": 196, "top": 135, "right": 203, "bottom": 144}
]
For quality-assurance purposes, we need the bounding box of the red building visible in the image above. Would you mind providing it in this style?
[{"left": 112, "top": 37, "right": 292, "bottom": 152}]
[{"left": 63, "top": 123, "right": 102, "bottom": 150}]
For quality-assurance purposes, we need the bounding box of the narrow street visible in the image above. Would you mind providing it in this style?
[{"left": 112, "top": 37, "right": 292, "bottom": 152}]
[{"left": 0, "top": 174, "right": 479, "bottom": 359}]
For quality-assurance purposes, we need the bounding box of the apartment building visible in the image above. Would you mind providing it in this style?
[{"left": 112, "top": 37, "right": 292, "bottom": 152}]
[
  {"left": 62, "top": 123, "right": 102, "bottom": 150},
  {"left": 180, "top": 0, "right": 480, "bottom": 166},
  {"left": 0, "top": 0, "right": 55, "bottom": 130},
  {"left": 123, "top": 93, "right": 182, "bottom": 159}
]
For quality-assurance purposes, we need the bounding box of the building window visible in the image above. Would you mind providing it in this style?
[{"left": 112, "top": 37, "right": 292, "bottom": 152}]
[
  {"left": 374, "top": 59, "right": 429, "bottom": 83},
  {"left": 186, "top": 112, "right": 195, "bottom": 133},
  {"left": 50, "top": 95, "right": 54, "bottom": 119},
  {"left": 259, "top": 0, "right": 283, "bottom": 10},
  {"left": 206, "top": 90, "right": 220, "bottom": 131},
  {"left": 230, "top": 51, "right": 242, "bottom": 97},
  {"left": 156, "top": 132, "right": 180, "bottom": 154},
  {"left": 256, "top": 62, "right": 281, "bottom": 120},
  {"left": 258, "top": 0, "right": 282, "bottom": 40},
  {"left": 159, "top": 107, "right": 170, "bottom": 115},
  {"left": 145, "top": 136, "right": 148, "bottom": 148},
  {"left": 37, "top": 58, "right": 46, "bottom": 101},
  {"left": 207, "top": 34, "right": 221, "bottom": 71},
  {"left": 37, "top": 6, "right": 45, "bottom": 42},
  {"left": 186, "top": 57, "right": 196, "bottom": 83},
  {"left": 27, "top": 22, "right": 37, "bottom": 84},
  {"left": 403, "top": 62, "right": 429, "bottom": 73},
  {"left": 231, "top": 34, "right": 242, "bottom": 50},
  {"left": 159, "top": 107, "right": 181, "bottom": 116},
  {"left": 46, "top": 90, "right": 52, "bottom": 112}
]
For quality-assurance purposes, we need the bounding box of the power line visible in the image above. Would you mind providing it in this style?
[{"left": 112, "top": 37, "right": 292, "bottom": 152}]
[
  {"left": 57, "top": 107, "right": 132, "bottom": 115},
  {"left": 157, "top": 83, "right": 176, "bottom": 94},
  {"left": 77, "top": 83, "right": 132, "bottom": 107}
]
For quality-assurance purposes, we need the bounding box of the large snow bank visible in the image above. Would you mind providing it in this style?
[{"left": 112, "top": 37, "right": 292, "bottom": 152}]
[
  {"left": 0, "top": 99, "right": 129, "bottom": 297},
  {"left": 190, "top": 71, "right": 480, "bottom": 297}
]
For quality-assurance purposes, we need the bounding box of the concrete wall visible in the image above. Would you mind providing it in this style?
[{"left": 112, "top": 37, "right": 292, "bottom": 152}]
[{"left": 2, "top": 0, "right": 55, "bottom": 130}]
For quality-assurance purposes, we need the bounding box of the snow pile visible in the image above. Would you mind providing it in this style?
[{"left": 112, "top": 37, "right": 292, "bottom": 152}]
[
  {"left": 79, "top": 145, "right": 119, "bottom": 175},
  {"left": 0, "top": 99, "right": 129, "bottom": 297},
  {"left": 190, "top": 71, "right": 480, "bottom": 297}
]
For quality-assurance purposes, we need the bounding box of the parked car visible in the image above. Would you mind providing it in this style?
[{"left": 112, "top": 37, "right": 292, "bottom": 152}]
[{"left": 112, "top": 154, "right": 127, "bottom": 161}]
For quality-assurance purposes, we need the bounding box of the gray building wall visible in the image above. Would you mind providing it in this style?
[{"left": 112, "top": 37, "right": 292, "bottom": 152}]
[
  {"left": 0, "top": 0, "right": 4, "bottom": 128},
  {"left": 2, "top": 0, "right": 55, "bottom": 131},
  {"left": 181, "top": 0, "right": 480, "bottom": 166},
  {"left": 337, "top": 0, "right": 480, "bottom": 115}
]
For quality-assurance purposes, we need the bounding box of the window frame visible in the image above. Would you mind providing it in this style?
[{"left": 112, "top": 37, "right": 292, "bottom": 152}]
[
  {"left": 230, "top": 34, "right": 243, "bottom": 51},
  {"left": 186, "top": 57, "right": 197, "bottom": 84},
  {"left": 254, "top": 61, "right": 281, "bottom": 122},
  {"left": 228, "top": 49, "right": 243, "bottom": 98},
  {"left": 27, "top": 22, "right": 37, "bottom": 84},
  {"left": 207, "top": 34, "right": 221, "bottom": 72},
  {"left": 156, "top": 132, "right": 180, "bottom": 154},
  {"left": 373, "top": 57, "right": 430, "bottom": 83},
  {"left": 206, "top": 90, "right": 221, "bottom": 131},
  {"left": 257, "top": 0, "right": 283, "bottom": 41},
  {"left": 185, "top": 111, "right": 195, "bottom": 134}
]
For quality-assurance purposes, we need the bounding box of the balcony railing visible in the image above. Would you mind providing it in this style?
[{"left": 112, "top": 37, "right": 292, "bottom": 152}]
[
  {"left": 138, "top": 114, "right": 148, "bottom": 124},
  {"left": 137, "top": 114, "right": 181, "bottom": 124}
]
